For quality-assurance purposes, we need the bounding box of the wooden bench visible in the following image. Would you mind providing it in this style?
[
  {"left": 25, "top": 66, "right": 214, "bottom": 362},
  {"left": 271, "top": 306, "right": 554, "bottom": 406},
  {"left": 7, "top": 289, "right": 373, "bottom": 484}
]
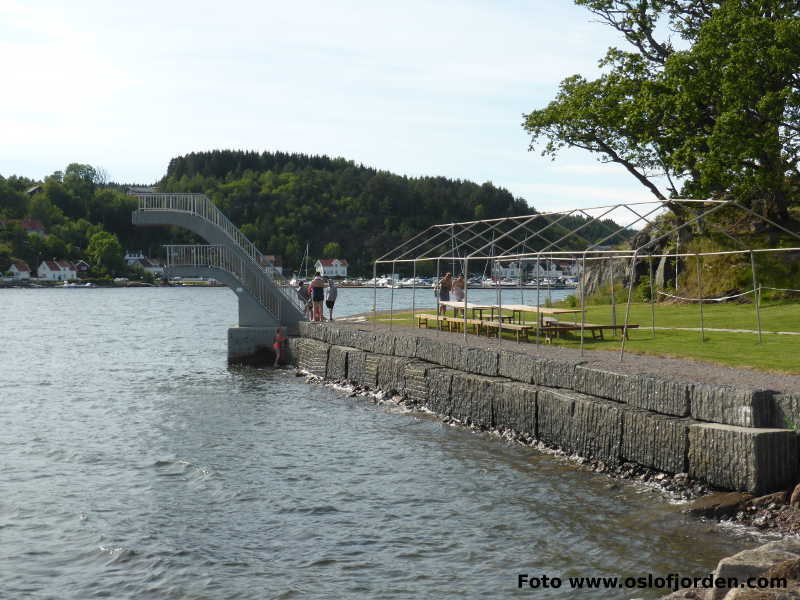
[
  {"left": 539, "top": 321, "right": 640, "bottom": 340},
  {"left": 444, "top": 317, "right": 500, "bottom": 337},
  {"left": 495, "top": 322, "right": 534, "bottom": 342},
  {"left": 416, "top": 313, "right": 448, "bottom": 330}
]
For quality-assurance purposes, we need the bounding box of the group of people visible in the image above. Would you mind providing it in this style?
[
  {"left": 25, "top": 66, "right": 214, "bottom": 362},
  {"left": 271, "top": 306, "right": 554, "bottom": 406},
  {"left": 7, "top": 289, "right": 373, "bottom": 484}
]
[
  {"left": 273, "top": 273, "right": 338, "bottom": 367},
  {"left": 296, "top": 273, "right": 338, "bottom": 322},
  {"left": 435, "top": 272, "right": 465, "bottom": 315}
]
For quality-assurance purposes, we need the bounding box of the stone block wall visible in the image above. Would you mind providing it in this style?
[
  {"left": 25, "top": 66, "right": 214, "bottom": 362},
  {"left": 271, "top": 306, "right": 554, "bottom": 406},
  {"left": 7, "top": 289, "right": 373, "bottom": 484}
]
[{"left": 292, "top": 323, "right": 799, "bottom": 494}]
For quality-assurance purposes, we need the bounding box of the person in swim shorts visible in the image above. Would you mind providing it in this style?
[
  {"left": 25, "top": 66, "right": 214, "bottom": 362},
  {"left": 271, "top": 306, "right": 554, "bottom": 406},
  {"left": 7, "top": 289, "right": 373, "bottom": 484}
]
[
  {"left": 437, "top": 272, "right": 452, "bottom": 315},
  {"left": 325, "top": 278, "right": 338, "bottom": 321},
  {"left": 273, "top": 327, "right": 286, "bottom": 367},
  {"left": 310, "top": 272, "right": 326, "bottom": 321}
]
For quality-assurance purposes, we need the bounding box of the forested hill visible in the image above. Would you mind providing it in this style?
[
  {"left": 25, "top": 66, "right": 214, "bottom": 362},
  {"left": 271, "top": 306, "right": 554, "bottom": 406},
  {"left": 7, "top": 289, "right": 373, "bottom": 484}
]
[{"left": 161, "top": 150, "right": 630, "bottom": 274}]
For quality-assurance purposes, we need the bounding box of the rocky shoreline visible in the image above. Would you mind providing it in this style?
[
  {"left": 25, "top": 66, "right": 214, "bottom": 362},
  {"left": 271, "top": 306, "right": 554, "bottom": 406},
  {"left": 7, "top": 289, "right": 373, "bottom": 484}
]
[
  {"left": 296, "top": 369, "right": 758, "bottom": 512},
  {"left": 686, "top": 491, "right": 800, "bottom": 537}
]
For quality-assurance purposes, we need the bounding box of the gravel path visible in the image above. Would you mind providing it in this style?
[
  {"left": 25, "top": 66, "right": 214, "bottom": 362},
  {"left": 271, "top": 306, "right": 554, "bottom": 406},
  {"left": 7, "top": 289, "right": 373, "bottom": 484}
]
[{"left": 335, "top": 314, "right": 800, "bottom": 394}]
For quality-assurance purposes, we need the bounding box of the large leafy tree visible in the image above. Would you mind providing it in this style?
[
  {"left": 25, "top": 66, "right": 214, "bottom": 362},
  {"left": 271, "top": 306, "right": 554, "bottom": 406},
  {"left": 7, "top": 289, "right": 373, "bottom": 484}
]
[
  {"left": 523, "top": 1, "right": 800, "bottom": 222},
  {"left": 87, "top": 231, "right": 124, "bottom": 274}
]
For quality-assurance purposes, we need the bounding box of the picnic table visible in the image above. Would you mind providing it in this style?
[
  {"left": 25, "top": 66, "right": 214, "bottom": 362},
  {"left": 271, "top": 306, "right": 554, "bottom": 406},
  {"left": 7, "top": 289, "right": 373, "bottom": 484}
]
[
  {"left": 491, "top": 304, "right": 585, "bottom": 326},
  {"left": 428, "top": 302, "right": 635, "bottom": 343},
  {"left": 437, "top": 301, "right": 511, "bottom": 321}
]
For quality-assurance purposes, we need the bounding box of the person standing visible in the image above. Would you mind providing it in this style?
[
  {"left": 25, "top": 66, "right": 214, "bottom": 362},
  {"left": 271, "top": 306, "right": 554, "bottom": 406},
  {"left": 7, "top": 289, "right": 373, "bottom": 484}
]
[
  {"left": 451, "top": 274, "right": 465, "bottom": 316},
  {"left": 325, "top": 278, "right": 338, "bottom": 321},
  {"left": 310, "top": 272, "right": 326, "bottom": 322},
  {"left": 296, "top": 280, "right": 312, "bottom": 320},
  {"left": 437, "top": 272, "right": 452, "bottom": 315},
  {"left": 272, "top": 327, "right": 287, "bottom": 367}
]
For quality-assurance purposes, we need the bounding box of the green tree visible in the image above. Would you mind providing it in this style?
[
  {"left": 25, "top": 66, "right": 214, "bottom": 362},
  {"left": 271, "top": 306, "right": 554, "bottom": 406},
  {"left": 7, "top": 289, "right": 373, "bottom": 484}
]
[
  {"left": 523, "top": 1, "right": 800, "bottom": 222},
  {"left": 86, "top": 231, "right": 124, "bottom": 274},
  {"left": 0, "top": 242, "right": 12, "bottom": 271},
  {"left": 322, "top": 241, "right": 342, "bottom": 258},
  {"left": 0, "top": 177, "right": 28, "bottom": 218},
  {"left": 29, "top": 191, "right": 65, "bottom": 227},
  {"left": 43, "top": 234, "right": 69, "bottom": 260}
]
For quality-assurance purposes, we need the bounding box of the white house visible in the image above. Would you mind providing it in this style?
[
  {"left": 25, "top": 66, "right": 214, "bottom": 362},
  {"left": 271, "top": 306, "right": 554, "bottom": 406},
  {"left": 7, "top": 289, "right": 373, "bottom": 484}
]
[
  {"left": 37, "top": 260, "right": 77, "bottom": 281},
  {"left": 8, "top": 261, "right": 31, "bottom": 280},
  {"left": 314, "top": 258, "right": 348, "bottom": 278},
  {"left": 124, "top": 250, "right": 146, "bottom": 266},
  {"left": 494, "top": 259, "right": 564, "bottom": 279},
  {"left": 124, "top": 251, "right": 164, "bottom": 277}
]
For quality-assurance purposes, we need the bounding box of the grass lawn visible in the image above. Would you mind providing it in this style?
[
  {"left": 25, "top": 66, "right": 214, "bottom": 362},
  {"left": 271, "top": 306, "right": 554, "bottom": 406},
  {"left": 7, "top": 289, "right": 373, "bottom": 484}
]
[{"left": 371, "top": 301, "right": 800, "bottom": 373}]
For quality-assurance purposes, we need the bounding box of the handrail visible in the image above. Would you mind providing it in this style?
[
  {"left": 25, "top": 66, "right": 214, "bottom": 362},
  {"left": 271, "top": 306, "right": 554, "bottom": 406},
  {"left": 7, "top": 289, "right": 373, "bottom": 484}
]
[
  {"left": 134, "top": 194, "right": 285, "bottom": 280},
  {"left": 164, "top": 245, "right": 305, "bottom": 318},
  {"left": 133, "top": 193, "right": 302, "bottom": 316}
]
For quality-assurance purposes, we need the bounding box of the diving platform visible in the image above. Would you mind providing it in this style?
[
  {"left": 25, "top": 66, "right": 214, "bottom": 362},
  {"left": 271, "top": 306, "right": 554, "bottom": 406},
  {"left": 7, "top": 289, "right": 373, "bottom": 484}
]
[{"left": 131, "top": 193, "right": 305, "bottom": 362}]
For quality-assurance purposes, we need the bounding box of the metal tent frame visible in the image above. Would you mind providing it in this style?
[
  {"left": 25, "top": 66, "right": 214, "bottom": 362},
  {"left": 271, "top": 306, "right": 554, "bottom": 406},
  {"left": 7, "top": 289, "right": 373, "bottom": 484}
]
[{"left": 372, "top": 198, "right": 800, "bottom": 361}]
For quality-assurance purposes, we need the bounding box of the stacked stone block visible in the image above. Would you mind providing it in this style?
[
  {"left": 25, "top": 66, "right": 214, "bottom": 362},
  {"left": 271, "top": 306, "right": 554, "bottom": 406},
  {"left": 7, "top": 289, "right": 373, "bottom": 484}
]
[
  {"left": 688, "top": 423, "right": 799, "bottom": 494},
  {"left": 622, "top": 410, "right": 692, "bottom": 474},
  {"left": 325, "top": 345, "right": 351, "bottom": 381},
  {"left": 493, "top": 382, "right": 538, "bottom": 439},
  {"left": 288, "top": 323, "right": 800, "bottom": 495},
  {"left": 296, "top": 338, "right": 329, "bottom": 377},
  {"left": 690, "top": 384, "right": 772, "bottom": 427},
  {"left": 571, "top": 396, "right": 624, "bottom": 465},
  {"left": 345, "top": 348, "right": 366, "bottom": 385},
  {"left": 425, "top": 368, "right": 459, "bottom": 416},
  {"left": 448, "top": 373, "right": 509, "bottom": 428},
  {"left": 622, "top": 374, "right": 690, "bottom": 417},
  {"left": 403, "top": 360, "right": 440, "bottom": 406},
  {"left": 375, "top": 355, "right": 413, "bottom": 396},
  {"left": 536, "top": 388, "right": 577, "bottom": 449}
]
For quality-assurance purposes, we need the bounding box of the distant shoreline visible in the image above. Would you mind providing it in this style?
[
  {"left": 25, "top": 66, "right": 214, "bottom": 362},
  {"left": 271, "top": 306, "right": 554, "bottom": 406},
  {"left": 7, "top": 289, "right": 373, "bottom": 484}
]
[{"left": 0, "top": 281, "right": 223, "bottom": 289}]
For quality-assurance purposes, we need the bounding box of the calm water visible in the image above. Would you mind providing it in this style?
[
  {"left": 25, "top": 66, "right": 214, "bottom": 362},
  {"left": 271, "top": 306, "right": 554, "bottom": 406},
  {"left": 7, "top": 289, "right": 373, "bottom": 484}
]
[
  {"left": 359, "top": 285, "right": 575, "bottom": 316},
  {"left": 1, "top": 287, "right": 757, "bottom": 599}
]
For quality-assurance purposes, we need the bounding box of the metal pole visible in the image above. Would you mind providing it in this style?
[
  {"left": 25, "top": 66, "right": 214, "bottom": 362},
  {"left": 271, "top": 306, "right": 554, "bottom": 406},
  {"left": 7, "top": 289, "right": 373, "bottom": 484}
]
[
  {"left": 610, "top": 258, "right": 617, "bottom": 327},
  {"left": 535, "top": 254, "right": 542, "bottom": 348},
  {"left": 619, "top": 251, "right": 638, "bottom": 361},
  {"left": 435, "top": 259, "right": 441, "bottom": 335},
  {"left": 649, "top": 255, "right": 655, "bottom": 338},
  {"left": 696, "top": 254, "right": 704, "bottom": 342},
  {"left": 496, "top": 261, "right": 502, "bottom": 341},
  {"left": 372, "top": 262, "right": 378, "bottom": 327},
  {"left": 579, "top": 254, "right": 587, "bottom": 356},
  {"left": 411, "top": 259, "right": 417, "bottom": 324},
  {"left": 750, "top": 251, "right": 762, "bottom": 343},
  {"left": 463, "top": 257, "right": 469, "bottom": 341},
  {"left": 389, "top": 260, "right": 396, "bottom": 330}
]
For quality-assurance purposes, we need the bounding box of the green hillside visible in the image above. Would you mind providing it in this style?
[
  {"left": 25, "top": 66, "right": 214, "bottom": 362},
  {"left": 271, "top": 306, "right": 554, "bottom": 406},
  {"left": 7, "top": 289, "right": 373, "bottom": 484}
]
[
  {"left": 160, "top": 150, "right": 631, "bottom": 274},
  {"left": 1, "top": 152, "right": 632, "bottom": 277}
]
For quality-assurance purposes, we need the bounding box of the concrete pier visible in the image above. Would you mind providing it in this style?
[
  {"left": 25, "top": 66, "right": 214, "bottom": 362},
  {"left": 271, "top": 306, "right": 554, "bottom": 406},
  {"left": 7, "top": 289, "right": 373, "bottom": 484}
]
[{"left": 291, "top": 322, "right": 800, "bottom": 495}]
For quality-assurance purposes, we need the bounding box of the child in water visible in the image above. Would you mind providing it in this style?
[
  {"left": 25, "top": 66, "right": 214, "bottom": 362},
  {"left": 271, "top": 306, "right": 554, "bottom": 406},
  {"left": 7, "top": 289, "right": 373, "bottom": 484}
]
[{"left": 273, "top": 327, "right": 287, "bottom": 367}]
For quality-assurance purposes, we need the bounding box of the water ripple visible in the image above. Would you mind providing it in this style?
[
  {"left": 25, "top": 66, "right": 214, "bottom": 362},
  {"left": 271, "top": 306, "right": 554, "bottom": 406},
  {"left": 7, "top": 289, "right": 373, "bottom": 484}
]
[{"left": 1, "top": 288, "right": 760, "bottom": 599}]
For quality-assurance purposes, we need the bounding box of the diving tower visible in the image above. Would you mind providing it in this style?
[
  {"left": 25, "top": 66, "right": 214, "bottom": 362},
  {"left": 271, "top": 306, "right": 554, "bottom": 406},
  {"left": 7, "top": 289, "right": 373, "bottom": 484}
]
[{"left": 131, "top": 193, "right": 305, "bottom": 362}]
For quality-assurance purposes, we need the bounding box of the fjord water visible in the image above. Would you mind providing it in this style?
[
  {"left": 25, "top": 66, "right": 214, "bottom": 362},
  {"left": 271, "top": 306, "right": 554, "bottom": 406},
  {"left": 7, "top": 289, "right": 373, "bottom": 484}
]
[{"left": 2, "top": 287, "right": 755, "bottom": 599}]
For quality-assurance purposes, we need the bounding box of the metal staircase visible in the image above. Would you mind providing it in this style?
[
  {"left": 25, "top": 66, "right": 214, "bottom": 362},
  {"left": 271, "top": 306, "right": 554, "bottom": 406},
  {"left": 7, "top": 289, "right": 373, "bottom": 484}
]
[{"left": 132, "top": 194, "right": 305, "bottom": 349}]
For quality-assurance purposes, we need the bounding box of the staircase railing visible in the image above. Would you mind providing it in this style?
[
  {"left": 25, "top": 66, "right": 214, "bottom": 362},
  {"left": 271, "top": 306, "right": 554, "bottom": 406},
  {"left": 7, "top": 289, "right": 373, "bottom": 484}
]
[
  {"left": 134, "top": 193, "right": 301, "bottom": 312},
  {"left": 164, "top": 245, "right": 305, "bottom": 319}
]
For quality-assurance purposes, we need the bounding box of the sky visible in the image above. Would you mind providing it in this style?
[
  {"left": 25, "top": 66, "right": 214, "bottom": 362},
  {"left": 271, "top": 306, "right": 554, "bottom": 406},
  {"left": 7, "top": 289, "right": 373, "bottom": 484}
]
[{"left": 0, "top": 0, "right": 662, "bottom": 215}]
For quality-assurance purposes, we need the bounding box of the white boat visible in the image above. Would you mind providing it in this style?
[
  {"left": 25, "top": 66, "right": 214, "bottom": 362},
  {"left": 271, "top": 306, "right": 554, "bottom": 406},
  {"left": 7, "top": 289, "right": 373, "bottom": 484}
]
[
  {"left": 61, "top": 281, "right": 96, "bottom": 288},
  {"left": 398, "top": 277, "right": 422, "bottom": 287}
]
